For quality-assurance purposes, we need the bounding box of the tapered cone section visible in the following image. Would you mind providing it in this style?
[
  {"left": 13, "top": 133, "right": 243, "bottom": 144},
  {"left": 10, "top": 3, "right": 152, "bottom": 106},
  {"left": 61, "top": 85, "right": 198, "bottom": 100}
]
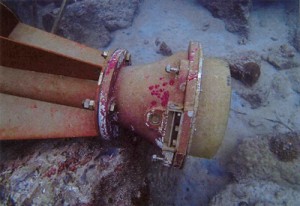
[{"left": 188, "top": 58, "right": 231, "bottom": 158}]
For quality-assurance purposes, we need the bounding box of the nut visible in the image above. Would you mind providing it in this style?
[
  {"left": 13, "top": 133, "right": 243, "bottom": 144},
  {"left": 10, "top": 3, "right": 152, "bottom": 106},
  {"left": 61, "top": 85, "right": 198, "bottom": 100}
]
[
  {"left": 88, "top": 100, "right": 95, "bottom": 110},
  {"left": 165, "top": 64, "right": 179, "bottom": 74},
  {"left": 82, "top": 99, "right": 95, "bottom": 110},
  {"left": 101, "top": 51, "right": 109, "bottom": 58}
]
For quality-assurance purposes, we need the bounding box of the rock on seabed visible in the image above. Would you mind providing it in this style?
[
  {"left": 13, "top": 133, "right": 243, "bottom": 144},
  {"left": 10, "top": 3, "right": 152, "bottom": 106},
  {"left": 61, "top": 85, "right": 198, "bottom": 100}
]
[{"left": 51, "top": 0, "right": 140, "bottom": 48}]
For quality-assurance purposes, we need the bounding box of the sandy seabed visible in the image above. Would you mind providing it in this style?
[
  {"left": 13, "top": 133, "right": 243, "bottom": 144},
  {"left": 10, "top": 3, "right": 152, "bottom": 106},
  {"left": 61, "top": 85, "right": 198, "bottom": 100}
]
[{"left": 107, "top": 0, "right": 300, "bottom": 205}]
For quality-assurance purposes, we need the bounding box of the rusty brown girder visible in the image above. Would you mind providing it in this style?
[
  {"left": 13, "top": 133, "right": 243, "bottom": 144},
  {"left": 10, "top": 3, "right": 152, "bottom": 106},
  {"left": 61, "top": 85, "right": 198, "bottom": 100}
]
[{"left": 0, "top": 3, "right": 103, "bottom": 140}]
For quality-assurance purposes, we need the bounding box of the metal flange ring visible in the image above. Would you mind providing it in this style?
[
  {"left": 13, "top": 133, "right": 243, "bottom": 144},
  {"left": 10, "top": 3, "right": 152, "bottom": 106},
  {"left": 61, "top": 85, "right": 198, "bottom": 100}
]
[{"left": 97, "top": 48, "right": 131, "bottom": 139}]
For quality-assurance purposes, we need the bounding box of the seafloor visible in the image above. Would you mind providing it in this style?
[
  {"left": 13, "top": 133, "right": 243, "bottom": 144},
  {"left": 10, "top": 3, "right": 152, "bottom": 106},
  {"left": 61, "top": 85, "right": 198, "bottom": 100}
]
[{"left": 0, "top": 0, "right": 300, "bottom": 205}]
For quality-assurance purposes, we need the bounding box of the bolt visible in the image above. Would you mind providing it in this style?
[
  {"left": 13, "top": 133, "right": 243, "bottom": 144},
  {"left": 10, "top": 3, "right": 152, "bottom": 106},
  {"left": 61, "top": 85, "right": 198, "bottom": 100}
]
[
  {"left": 82, "top": 99, "right": 95, "bottom": 110},
  {"left": 148, "top": 112, "right": 161, "bottom": 125},
  {"left": 152, "top": 154, "right": 164, "bottom": 162},
  {"left": 109, "top": 102, "right": 116, "bottom": 112},
  {"left": 101, "top": 51, "right": 109, "bottom": 58},
  {"left": 125, "top": 52, "right": 131, "bottom": 63},
  {"left": 165, "top": 64, "right": 179, "bottom": 74},
  {"left": 88, "top": 100, "right": 95, "bottom": 110}
]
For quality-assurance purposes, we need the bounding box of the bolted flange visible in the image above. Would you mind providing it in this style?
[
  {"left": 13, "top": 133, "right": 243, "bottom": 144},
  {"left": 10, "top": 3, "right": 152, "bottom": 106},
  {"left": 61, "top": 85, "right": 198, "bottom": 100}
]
[{"left": 97, "top": 48, "right": 131, "bottom": 140}]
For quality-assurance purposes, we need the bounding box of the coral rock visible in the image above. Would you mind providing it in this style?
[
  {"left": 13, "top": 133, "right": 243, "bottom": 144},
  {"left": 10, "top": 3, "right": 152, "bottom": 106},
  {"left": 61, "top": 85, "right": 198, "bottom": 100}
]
[
  {"left": 227, "top": 51, "right": 261, "bottom": 86},
  {"left": 240, "top": 93, "right": 263, "bottom": 109},
  {"left": 157, "top": 41, "right": 173, "bottom": 56},
  {"left": 42, "top": 0, "right": 140, "bottom": 48},
  {"left": 287, "top": 67, "right": 300, "bottom": 94},
  {"left": 242, "top": 62, "right": 261, "bottom": 86},
  {"left": 271, "top": 74, "right": 291, "bottom": 99},
  {"left": 293, "top": 28, "right": 300, "bottom": 52},
  {"left": 228, "top": 134, "right": 300, "bottom": 190},
  {"left": 198, "top": 0, "right": 251, "bottom": 38},
  {"left": 262, "top": 44, "right": 299, "bottom": 70},
  {"left": 210, "top": 180, "right": 300, "bottom": 206},
  {"left": 269, "top": 132, "right": 299, "bottom": 162}
]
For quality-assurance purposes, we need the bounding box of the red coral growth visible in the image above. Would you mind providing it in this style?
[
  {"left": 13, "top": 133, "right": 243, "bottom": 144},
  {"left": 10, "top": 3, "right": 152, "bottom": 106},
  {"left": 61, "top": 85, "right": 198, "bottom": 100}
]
[
  {"left": 44, "top": 167, "right": 57, "bottom": 178},
  {"left": 57, "top": 157, "right": 79, "bottom": 174}
]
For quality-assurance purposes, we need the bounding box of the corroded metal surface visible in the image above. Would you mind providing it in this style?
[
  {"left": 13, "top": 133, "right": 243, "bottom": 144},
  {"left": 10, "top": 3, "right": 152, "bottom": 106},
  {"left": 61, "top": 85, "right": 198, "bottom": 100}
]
[
  {"left": 9, "top": 23, "right": 105, "bottom": 67},
  {"left": 0, "top": 36, "right": 101, "bottom": 80},
  {"left": 0, "top": 3, "right": 102, "bottom": 140},
  {"left": 172, "top": 42, "right": 203, "bottom": 167},
  {"left": 114, "top": 52, "right": 188, "bottom": 148},
  {"left": 0, "top": 3, "right": 18, "bottom": 37},
  {"left": 0, "top": 94, "right": 98, "bottom": 140},
  {"left": 0, "top": 66, "right": 98, "bottom": 108},
  {"left": 188, "top": 58, "right": 231, "bottom": 158},
  {"left": 98, "top": 49, "right": 131, "bottom": 140},
  {"left": 114, "top": 42, "right": 205, "bottom": 167},
  {"left": 114, "top": 41, "right": 230, "bottom": 167}
]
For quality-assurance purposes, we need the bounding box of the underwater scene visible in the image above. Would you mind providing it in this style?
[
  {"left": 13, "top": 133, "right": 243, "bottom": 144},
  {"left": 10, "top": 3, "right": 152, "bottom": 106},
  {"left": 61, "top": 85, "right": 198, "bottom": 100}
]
[{"left": 0, "top": 0, "right": 299, "bottom": 205}]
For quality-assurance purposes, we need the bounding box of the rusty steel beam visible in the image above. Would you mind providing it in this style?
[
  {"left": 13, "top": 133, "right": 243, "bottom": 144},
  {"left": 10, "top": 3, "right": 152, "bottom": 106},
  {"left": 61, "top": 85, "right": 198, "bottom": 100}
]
[
  {"left": 0, "top": 36, "right": 101, "bottom": 80},
  {"left": 9, "top": 23, "right": 105, "bottom": 67},
  {"left": 0, "top": 3, "right": 19, "bottom": 37},
  {"left": 0, "top": 93, "right": 99, "bottom": 140},
  {"left": 0, "top": 66, "right": 98, "bottom": 108},
  {"left": 0, "top": 3, "right": 102, "bottom": 140}
]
